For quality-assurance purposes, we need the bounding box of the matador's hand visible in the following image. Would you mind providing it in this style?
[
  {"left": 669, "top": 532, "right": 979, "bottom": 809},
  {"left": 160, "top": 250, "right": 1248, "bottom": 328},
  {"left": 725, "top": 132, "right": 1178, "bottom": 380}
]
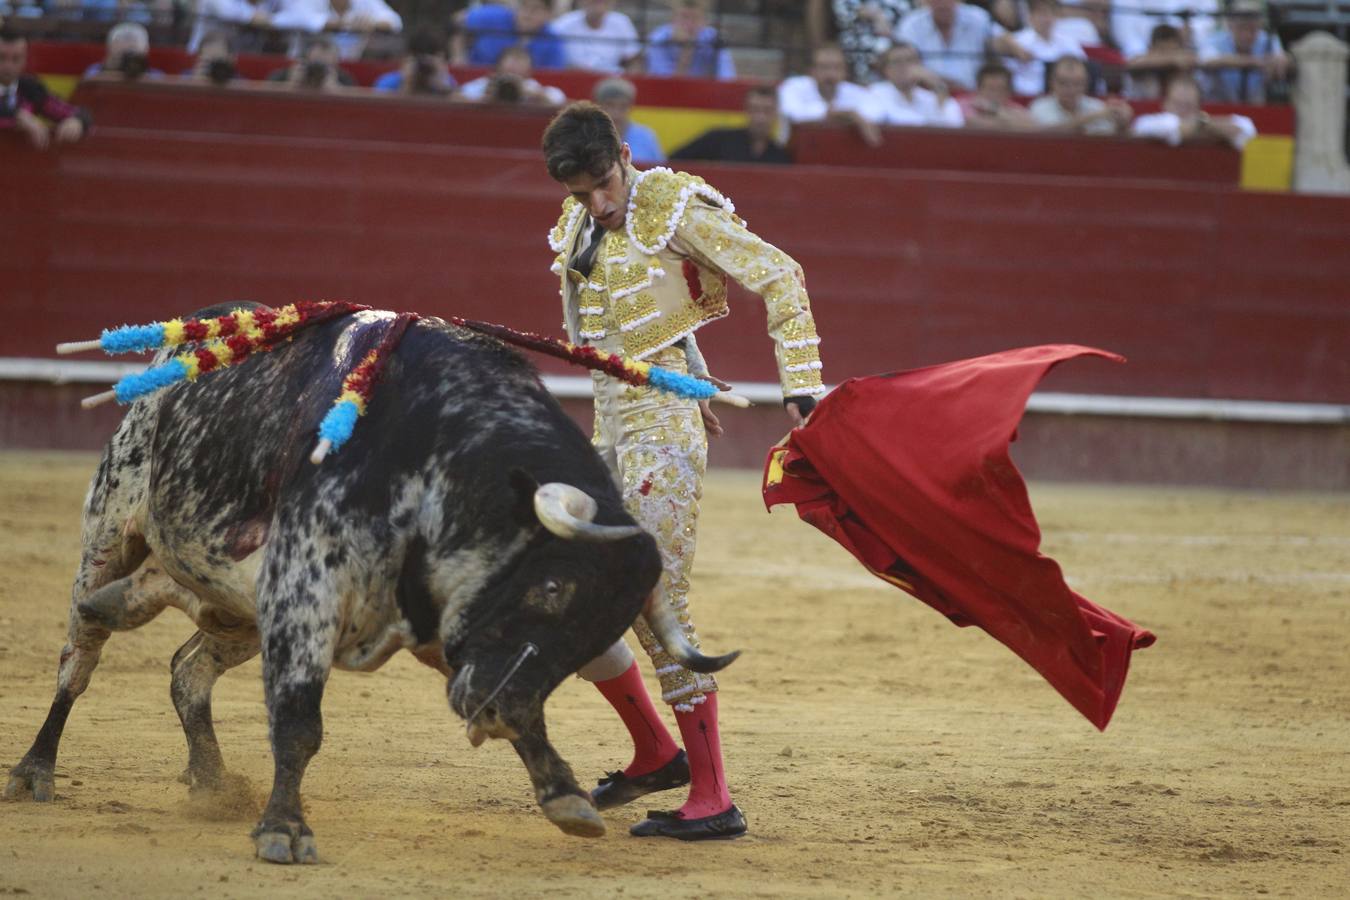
[
  {"left": 699, "top": 399, "right": 724, "bottom": 438},
  {"left": 784, "top": 395, "right": 817, "bottom": 428}
]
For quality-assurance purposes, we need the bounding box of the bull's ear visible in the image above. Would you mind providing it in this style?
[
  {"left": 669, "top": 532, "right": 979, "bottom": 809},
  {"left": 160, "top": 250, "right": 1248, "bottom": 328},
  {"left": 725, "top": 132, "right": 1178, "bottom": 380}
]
[{"left": 509, "top": 468, "right": 539, "bottom": 529}]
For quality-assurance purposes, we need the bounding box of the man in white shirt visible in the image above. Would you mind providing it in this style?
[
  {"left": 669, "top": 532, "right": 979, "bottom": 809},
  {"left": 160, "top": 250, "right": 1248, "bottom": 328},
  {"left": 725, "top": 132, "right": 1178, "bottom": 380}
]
[
  {"left": 1029, "top": 55, "right": 1132, "bottom": 134},
  {"left": 272, "top": 0, "right": 401, "bottom": 33},
  {"left": 868, "top": 42, "right": 964, "bottom": 127},
  {"left": 778, "top": 43, "right": 883, "bottom": 145},
  {"left": 1131, "top": 73, "right": 1255, "bottom": 148},
  {"left": 272, "top": 0, "right": 402, "bottom": 59},
  {"left": 894, "top": 0, "right": 1032, "bottom": 91},
  {"left": 460, "top": 44, "right": 567, "bottom": 106},
  {"left": 1007, "top": 0, "right": 1085, "bottom": 96},
  {"left": 189, "top": 0, "right": 280, "bottom": 52},
  {"left": 552, "top": 0, "right": 641, "bottom": 73},
  {"left": 1114, "top": 0, "right": 1218, "bottom": 59}
]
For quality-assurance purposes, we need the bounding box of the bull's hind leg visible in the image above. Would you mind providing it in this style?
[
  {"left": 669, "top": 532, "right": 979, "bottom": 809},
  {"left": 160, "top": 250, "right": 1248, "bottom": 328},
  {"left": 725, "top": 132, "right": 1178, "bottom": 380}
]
[
  {"left": 171, "top": 630, "right": 261, "bottom": 792},
  {"left": 250, "top": 538, "right": 339, "bottom": 864},
  {"left": 4, "top": 550, "right": 153, "bottom": 801}
]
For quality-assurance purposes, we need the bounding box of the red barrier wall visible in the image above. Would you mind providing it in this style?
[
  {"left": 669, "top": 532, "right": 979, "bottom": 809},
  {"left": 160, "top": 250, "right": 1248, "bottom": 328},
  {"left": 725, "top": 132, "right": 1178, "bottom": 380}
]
[
  {"left": 70, "top": 80, "right": 1247, "bottom": 188},
  {"left": 3, "top": 127, "right": 1347, "bottom": 406},
  {"left": 74, "top": 78, "right": 560, "bottom": 148},
  {"left": 789, "top": 122, "right": 1243, "bottom": 185}
]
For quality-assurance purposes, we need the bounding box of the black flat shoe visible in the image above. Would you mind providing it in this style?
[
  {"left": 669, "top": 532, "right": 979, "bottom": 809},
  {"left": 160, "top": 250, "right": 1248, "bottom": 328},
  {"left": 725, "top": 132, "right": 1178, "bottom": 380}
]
[
  {"left": 629, "top": 805, "right": 748, "bottom": 841},
  {"left": 591, "top": 750, "right": 690, "bottom": 810}
]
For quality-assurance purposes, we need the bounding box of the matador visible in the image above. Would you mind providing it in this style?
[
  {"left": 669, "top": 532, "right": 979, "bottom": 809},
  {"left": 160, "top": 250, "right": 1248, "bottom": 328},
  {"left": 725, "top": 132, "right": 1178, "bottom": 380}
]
[{"left": 542, "top": 102, "right": 824, "bottom": 840}]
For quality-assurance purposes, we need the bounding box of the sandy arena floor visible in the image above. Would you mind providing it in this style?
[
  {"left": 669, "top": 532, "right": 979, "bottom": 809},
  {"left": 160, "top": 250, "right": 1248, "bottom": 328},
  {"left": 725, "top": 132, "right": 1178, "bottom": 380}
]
[{"left": 0, "top": 450, "right": 1347, "bottom": 898}]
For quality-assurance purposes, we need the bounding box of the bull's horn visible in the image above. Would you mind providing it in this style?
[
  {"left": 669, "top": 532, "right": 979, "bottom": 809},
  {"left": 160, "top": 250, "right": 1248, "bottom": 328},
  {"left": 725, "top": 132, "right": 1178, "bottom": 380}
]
[
  {"left": 643, "top": 587, "right": 740, "bottom": 674},
  {"left": 534, "top": 483, "right": 642, "bottom": 542}
]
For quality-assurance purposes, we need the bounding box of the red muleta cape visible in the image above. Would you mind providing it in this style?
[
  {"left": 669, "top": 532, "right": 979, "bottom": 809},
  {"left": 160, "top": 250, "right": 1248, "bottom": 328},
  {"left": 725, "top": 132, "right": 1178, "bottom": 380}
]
[{"left": 762, "top": 345, "right": 1155, "bottom": 730}]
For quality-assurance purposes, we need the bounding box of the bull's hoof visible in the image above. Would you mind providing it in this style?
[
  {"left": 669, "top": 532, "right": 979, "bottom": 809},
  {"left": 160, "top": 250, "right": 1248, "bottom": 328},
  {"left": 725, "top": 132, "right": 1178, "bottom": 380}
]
[
  {"left": 3, "top": 760, "right": 56, "bottom": 803},
  {"left": 542, "top": 794, "right": 606, "bottom": 838},
  {"left": 252, "top": 822, "right": 319, "bottom": 864}
]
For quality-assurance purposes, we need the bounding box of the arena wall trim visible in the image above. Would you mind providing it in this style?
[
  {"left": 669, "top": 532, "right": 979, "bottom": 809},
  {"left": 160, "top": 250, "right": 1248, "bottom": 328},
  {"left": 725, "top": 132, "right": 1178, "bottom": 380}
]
[{"left": 3, "top": 358, "right": 1346, "bottom": 426}]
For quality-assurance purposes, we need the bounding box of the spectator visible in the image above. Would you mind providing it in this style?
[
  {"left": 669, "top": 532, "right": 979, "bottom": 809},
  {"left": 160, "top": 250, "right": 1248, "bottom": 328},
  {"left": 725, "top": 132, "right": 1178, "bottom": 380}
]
[
  {"left": 645, "top": 0, "right": 735, "bottom": 80},
  {"left": 1029, "top": 55, "right": 1132, "bottom": 133},
  {"left": 516, "top": 0, "right": 567, "bottom": 69},
  {"left": 455, "top": 2, "right": 516, "bottom": 66},
  {"left": 1125, "top": 23, "right": 1195, "bottom": 100},
  {"left": 266, "top": 36, "right": 354, "bottom": 89},
  {"left": 894, "top": 0, "right": 1032, "bottom": 92},
  {"left": 553, "top": 0, "right": 640, "bottom": 73},
  {"left": 0, "top": 29, "right": 92, "bottom": 150},
  {"left": 184, "top": 30, "right": 243, "bottom": 85},
  {"left": 988, "top": 0, "right": 1022, "bottom": 31},
  {"left": 1055, "top": 0, "right": 1108, "bottom": 48},
  {"left": 374, "top": 26, "right": 455, "bottom": 94},
  {"left": 188, "top": 0, "right": 279, "bottom": 54},
  {"left": 670, "top": 84, "right": 792, "bottom": 163},
  {"left": 814, "top": 0, "right": 914, "bottom": 84},
  {"left": 869, "top": 42, "right": 963, "bottom": 126},
  {"left": 452, "top": 0, "right": 567, "bottom": 69},
  {"left": 1114, "top": 0, "right": 1218, "bottom": 61},
  {"left": 1006, "top": 0, "right": 1084, "bottom": 96},
  {"left": 959, "top": 62, "right": 1036, "bottom": 129},
  {"left": 83, "top": 22, "right": 163, "bottom": 80},
  {"left": 1199, "top": 0, "right": 1288, "bottom": 104},
  {"left": 272, "top": 0, "right": 403, "bottom": 60},
  {"left": 593, "top": 76, "right": 664, "bottom": 162},
  {"left": 1132, "top": 72, "right": 1255, "bottom": 148},
  {"left": 777, "top": 43, "right": 883, "bottom": 145},
  {"left": 460, "top": 44, "right": 565, "bottom": 104}
]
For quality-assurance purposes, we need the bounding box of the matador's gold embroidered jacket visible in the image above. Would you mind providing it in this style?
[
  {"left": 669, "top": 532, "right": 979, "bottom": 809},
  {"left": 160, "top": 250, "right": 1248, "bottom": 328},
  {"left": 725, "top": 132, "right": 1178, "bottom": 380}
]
[{"left": 549, "top": 166, "right": 825, "bottom": 398}]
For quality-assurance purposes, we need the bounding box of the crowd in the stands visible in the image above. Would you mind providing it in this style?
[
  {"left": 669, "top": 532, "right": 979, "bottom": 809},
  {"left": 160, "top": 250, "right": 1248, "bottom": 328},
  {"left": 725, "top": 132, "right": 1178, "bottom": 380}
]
[{"left": 2, "top": 0, "right": 1290, "bottom": 159}]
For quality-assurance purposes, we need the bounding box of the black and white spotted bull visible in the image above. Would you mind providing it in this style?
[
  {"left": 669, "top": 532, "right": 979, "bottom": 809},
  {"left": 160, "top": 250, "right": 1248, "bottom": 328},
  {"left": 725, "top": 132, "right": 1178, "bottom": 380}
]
[{"left": 3, "top": 304, "right": 735, "bottom": 863}]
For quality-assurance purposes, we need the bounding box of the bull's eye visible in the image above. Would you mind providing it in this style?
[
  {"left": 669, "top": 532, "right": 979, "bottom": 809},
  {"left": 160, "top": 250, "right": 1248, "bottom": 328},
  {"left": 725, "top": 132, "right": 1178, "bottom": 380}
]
[{"left": 544, "top": 579, "right": 562, "bottom": 599}]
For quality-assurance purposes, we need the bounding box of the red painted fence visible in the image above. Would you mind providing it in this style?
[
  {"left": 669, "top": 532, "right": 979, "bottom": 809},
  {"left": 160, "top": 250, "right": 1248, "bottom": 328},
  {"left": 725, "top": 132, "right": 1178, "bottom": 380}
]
[{"left": 2, "top": 121, "right": 1347, "bottom": 405}]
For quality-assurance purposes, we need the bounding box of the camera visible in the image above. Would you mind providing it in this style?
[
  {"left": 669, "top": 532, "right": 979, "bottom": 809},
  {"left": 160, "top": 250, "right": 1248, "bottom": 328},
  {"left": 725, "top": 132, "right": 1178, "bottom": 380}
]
[
  {"left": 118, "top": 52, "right": 149, "bottom": 80},
  {"left": 410, "top": 54, "right": 449, "bottom": 95},
  {"left": 487, "top": 73, "right": 523, "bottom": 104},
  {"left": 206, "top": 58, "right": 236, "bottom": 86},
  {"left": 301, "top": 60, "right": 330, "bottom": 89}
]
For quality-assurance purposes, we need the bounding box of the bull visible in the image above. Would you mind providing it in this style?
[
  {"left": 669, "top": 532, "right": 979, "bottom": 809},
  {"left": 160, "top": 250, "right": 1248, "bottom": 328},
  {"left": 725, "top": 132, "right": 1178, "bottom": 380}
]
[{"left": 3, "top": 304, "right": 735, "bottom": 863}]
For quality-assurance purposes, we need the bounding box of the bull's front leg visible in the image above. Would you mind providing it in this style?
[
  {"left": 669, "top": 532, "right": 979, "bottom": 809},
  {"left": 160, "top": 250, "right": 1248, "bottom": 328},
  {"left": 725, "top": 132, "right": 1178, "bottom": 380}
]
[
  {"left": 510, "top": 714, "right": 606, "bottom": 838},
  {"left": 251, "top": 546, "right": 339, "bottom": 864}
]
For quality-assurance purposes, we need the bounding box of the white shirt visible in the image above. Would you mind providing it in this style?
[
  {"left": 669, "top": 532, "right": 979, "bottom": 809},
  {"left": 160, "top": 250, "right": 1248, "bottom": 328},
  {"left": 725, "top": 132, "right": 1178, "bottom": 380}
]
[
  {"left": 1029, "top": 94, "right": 1116, "bottom": 134},
  {"left": 460, "top": 75, "right": 566, "bottom": 105},
  {"left": 894, "top": 4, "right": 999, "bottom": 91},
  {"left": 777, "top": 75, "right": 882, "bottom": 124},
  {"left": 1007, "top": 26, "right": 1085, "bottom": 96},
  {"left": 270, "top": 0, "right": 401, "bottom": 33},
  {"left": 868, "top": 81, "right": 964, "bottom": 127},
  {"left": 189, "top": 0, "right": 281, "bottom": 51},
  {"left": 552, "top": 10, "right": 640, "bottom": 73},
  {"left": 1054, "top": 16, "right": 1100, "bottom": 47},
  {"left": 1132, "top": 110, "right": 1256, "bottom": 149},
  {"left": 1114, "top": 0, "right": 1218, "bottom": 58}
]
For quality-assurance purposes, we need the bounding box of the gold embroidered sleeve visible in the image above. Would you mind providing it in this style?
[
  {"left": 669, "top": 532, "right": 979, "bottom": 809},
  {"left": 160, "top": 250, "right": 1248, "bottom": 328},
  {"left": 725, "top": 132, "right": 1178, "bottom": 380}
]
[{"left": 672, "top": 200, "right": 825, "bottom": 397}]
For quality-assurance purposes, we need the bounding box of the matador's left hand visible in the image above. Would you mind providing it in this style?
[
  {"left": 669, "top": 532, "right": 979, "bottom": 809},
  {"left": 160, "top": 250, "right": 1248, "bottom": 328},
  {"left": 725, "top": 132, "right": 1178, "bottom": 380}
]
[{"left": 696, "top": 373, "right": 730, "bottom": 438}]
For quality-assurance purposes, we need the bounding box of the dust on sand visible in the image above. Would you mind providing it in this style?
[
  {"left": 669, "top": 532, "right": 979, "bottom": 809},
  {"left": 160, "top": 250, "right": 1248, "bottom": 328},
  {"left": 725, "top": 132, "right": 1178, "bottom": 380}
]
[{"left": 1, "top": 451, "right": 1346, "bottom": 898}]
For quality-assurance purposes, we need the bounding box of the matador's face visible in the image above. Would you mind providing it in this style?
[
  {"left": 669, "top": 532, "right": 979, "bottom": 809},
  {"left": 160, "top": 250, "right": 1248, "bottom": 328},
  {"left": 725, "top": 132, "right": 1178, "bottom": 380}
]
[{"left": 562, "top": 143, "right": 634, "bottom": 232}]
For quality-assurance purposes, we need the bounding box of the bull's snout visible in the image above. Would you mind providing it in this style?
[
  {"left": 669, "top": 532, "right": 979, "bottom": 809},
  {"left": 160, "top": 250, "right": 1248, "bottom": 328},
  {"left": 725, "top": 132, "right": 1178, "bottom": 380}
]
[
  {"left": 466, "top": 709, "right": 520, "bottom": 747},
  {"left": 449, "top": 656, "right": 531, "bottom": 747}
]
